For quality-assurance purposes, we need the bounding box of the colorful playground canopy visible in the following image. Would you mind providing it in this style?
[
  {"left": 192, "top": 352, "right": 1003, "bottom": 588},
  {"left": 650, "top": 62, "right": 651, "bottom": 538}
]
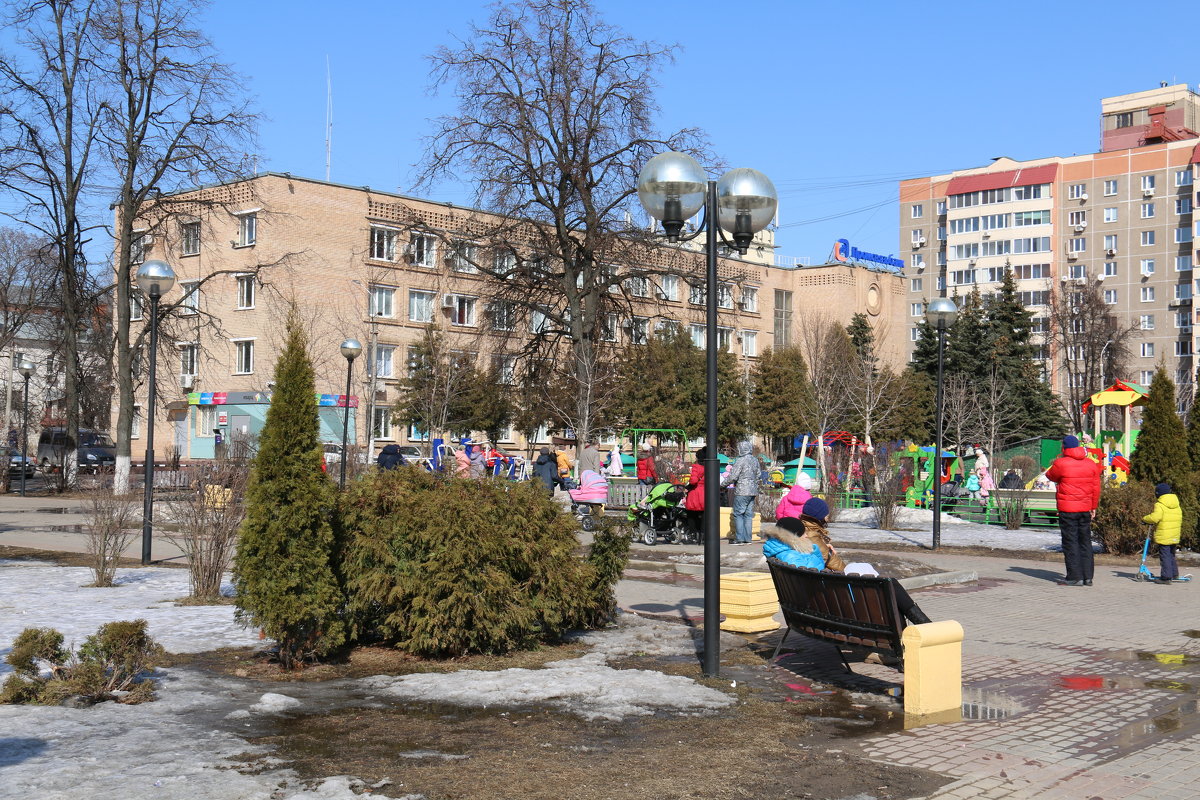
[{"left": 1081, "top": 379, "right": 1149, "bottom": 414}]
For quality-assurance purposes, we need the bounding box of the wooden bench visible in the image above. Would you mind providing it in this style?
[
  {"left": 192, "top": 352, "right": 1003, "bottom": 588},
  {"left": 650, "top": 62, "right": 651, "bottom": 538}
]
[{"left": 765, "top": 557, "right": 906, "bottom": 673}]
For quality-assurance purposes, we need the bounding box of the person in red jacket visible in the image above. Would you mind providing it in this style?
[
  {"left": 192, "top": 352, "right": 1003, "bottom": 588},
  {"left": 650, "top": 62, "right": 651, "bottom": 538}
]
[
  {"left": 636, "top": 443, "right": 658, "bottom": 486},
  {"left": 1044, "top": 435, "right": 1104, "bottom": 586},
  {"left": 683, "top": 447, "right": 706, "bottom": 535}
]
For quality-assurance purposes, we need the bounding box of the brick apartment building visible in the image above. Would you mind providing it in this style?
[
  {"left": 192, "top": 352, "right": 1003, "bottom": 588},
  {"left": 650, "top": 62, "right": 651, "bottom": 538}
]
[
  {"left": 900, "top": 84, "right": 1200, "bottom": 402},
  {"left": 122, "top": 173, "right": 905, "bottom": 461}
]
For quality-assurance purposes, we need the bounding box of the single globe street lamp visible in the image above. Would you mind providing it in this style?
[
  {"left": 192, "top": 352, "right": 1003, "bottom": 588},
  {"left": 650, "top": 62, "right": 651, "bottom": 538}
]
[
  {"left": 925, "top": 296, "right": 959, "bottom": 550},
  {"left": 339, "top": 339, "right": 362, "bottom": 489},
  {"left": 136, "top": 260, "right": 176, "bottom": 565},
  {"left": 17, "top": 360, "right": 34, "bottom": 497},
  {"left": 637, "top": 152, "right": 777, "bottom": 677}
]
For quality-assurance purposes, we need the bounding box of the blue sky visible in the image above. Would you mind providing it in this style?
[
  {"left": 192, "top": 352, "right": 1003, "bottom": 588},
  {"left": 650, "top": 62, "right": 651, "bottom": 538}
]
[{"left": 10, "top": 1, "right": 1197, "bottom": 264}]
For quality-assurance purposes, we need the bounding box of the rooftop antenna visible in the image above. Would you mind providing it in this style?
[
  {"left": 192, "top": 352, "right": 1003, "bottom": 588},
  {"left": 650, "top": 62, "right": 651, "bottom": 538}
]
[{"left": 325, "top": 56, "right": 333, "bottom": 181}]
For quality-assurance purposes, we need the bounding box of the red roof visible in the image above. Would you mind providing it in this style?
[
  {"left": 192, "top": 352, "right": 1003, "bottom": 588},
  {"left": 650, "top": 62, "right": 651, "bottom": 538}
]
[
  {"left": 946, "top": 163, "right": 1059, "bottom": 196},
  {"left": 1191, "top": 142, "right": 1200, "bottom": 163}
]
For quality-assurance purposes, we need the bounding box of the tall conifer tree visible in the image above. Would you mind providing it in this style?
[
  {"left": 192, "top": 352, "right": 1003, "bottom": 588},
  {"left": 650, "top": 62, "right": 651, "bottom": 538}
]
[
  {"left": 234, "top": 309, "right": 345, "bottom": 669},
  {"left": 1129, "top": 367, "right": 1190, "bottom": 489}
]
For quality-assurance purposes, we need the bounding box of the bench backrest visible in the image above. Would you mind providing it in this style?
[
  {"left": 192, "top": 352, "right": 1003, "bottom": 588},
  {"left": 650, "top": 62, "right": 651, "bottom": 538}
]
[{"left": 766, "top": 558, "right": 905, "bottom": 653}]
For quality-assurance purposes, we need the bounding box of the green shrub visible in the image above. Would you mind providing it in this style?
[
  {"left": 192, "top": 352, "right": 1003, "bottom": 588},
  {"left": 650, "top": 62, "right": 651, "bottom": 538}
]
[
  {"left": 339, "top": 469, "right": 629, "bottom": 657},
  {"left": 1, "top": 620, "right": 162, "bottom": 705},
  {"left": 1095, "top": 480, "right": 1157, "bottom": 555}
]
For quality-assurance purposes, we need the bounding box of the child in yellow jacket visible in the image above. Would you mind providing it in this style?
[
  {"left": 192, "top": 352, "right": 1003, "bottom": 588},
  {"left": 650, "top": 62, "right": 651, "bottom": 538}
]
[{"left": 1142, "top": 482, "right": 1182, "bottom": 584}]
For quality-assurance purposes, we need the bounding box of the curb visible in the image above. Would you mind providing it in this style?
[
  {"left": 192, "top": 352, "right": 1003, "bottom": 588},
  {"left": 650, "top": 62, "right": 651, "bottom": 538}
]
[{"left": 898, "top": 570, "right": 978, "bottom": 590}]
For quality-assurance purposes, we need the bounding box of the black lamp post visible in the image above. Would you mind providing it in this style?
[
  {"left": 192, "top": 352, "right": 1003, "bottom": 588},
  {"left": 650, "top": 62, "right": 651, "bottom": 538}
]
[
  {"left": 136, "top": 260, "right": 176, "bottom": 565},
  {"left": 637, "top": 152, "right": 777, "bottom": 677},
  {"left": 338, "top": 339, "right": 362, "bottom": 489},
  {"left": 17, "top": 360, "right": 34, "bottom": 497},
  {"left": 925, "top": 297, "right": 958, "bottom": 550}
]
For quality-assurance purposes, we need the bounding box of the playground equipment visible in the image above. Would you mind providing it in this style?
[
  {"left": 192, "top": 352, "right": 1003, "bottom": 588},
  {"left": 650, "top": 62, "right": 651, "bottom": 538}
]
[
  {"left": 1081, "top": 379, "right": 1147, "bottom": 484},
  {"left": 901, "top": 444, "right": 961, "bottom": 508}
]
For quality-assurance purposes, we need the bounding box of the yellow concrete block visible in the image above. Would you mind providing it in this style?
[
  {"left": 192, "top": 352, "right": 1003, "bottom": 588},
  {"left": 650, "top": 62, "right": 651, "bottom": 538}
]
[
  {"left": 902, "top": 620, "right": 964, "bottom": 724},
  {"left": 720, "top": 571, "right": 779, "bottom": 633},
  {"left": 720, "top": 616, "right": 781, "bottom": 634},
  {"left": 719, "top": 571, "right": 773, "bottom": 588}
]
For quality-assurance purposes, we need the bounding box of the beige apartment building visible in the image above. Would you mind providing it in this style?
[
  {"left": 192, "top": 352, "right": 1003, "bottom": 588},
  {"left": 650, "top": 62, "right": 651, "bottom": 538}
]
[
  {"left": 900, "top": 84, "right": 1200, "bottom": 402},
  {"left": 123, "top": 173, "right": 905, "bottom": 461}
]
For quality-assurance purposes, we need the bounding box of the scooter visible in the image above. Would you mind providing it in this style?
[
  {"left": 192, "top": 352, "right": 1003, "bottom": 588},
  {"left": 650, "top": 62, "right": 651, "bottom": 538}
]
[{"left": 1134, "top": 526, "right": 1192, "bottom": 582}]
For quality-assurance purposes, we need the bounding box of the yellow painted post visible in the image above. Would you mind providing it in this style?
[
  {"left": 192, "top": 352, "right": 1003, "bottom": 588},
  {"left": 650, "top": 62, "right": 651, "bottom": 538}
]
[
  {"left": 719, "top": 571, "right": 779, "bottom": 633},
  {"left": 752, "top": 512, "right": 763, "bottom": 542},
  {"left": 719, "top": 506, "right": 733, "bottom": 541},
  {"left": 902, "top": 620, "right": 964, "bottom": 725}
]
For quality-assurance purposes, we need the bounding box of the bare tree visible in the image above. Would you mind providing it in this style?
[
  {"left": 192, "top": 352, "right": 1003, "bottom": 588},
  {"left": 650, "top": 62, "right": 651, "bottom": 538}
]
[
  {"left": 0, "top": 0, "right": 109, "bottom": 487},
  {"left": 939, "top": 372, "right": 976, "bottom": 452},
  {"left": 1047, "top": 278, "right": 1137, "bottom": 431},
  {"left": 796, "top": 313, "right": 853, "bottom": 488},
  {"left": 165, "top": 459, "right": 248, "bottom": 600},
  {"left": 975, "top": 365, "right": 1023, "bottom": 456},
  {"left": 840, "top": 319, "right": 909, "bottom": 450},
  {"left": 416, "top": 0, "right": 708, "bottom": 445}
]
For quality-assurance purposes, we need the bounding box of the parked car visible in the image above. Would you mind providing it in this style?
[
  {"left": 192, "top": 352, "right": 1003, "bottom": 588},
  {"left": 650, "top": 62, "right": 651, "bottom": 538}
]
[
  {"left": 1, "top": 446, "right": 35, "bottom": 477},
  {"left": 397, "top": 445, "right": 423, "bottom": 459},
  {"left": 36, "top": 428, "right": 116, "bottom": 472},
  {"left": 322, "top": 443, "right": 370, "bottom": 465}
]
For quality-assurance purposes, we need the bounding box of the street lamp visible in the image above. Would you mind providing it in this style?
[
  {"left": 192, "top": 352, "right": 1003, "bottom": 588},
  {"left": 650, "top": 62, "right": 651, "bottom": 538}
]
[
  {"left": 17, "top": 360, "right": 34, "bottom": 497},
  {"left": 135, "top": 260, "right": 176, "bottom": 565},
  {"left": 637, "top": 152, "right": 777, "bottom": 677},
  {"left": 925, "top": 297, "right": 958, "bottom": 550},
  {"left": 338, "top": 339, "right": 362, "bottom": 489}
]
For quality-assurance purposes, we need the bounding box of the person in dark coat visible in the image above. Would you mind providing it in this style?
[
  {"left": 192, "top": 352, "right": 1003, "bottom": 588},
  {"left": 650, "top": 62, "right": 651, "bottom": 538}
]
[
  {"left": 377, "top": 444, "right": 405, "bottom": 470},
  {"left": 1045, "top": 435, "right": 1104, "bottom": 586},
  {"left": 532, "top": 447, "right": 559, "bottom": 492},
  {"left": 998, "top": 469, "right": 1023, "bottom": 489}
]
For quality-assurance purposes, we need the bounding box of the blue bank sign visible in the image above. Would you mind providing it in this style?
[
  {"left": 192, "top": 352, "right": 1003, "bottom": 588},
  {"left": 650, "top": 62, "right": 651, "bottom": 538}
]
[{"left": 833, "top": 238, "right": 904, "bottom": 270}]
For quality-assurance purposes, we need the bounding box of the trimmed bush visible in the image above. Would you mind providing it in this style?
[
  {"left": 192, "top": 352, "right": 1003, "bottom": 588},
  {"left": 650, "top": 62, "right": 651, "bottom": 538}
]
[
  {"left": 1094, "top": 480, "right": 1157, "bottom": 555},
  {"left": 338, "top": 469, "right": 629, "bottom": 657}
]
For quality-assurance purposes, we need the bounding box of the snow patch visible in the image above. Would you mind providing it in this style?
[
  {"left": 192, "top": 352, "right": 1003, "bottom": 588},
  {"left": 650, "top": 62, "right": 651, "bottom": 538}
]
[
  {"left": 251, "top": 692, "right": 303, "bottom": 714},
  {"left": 835, "top": 506, "right": 968, "bottom": 527}
]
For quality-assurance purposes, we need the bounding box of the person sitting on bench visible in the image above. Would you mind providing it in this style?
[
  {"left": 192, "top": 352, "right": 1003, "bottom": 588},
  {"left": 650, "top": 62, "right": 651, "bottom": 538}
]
[{"left": 772, "top": 498, "right": 932, "bottom": 626}]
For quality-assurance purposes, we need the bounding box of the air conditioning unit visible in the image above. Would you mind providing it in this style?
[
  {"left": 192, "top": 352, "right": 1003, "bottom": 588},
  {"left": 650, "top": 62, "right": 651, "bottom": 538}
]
[
  {"left": 1106, "top": 248, "right": 1117, "bottom": 256},
  {"left": 737, "top": 300, "right": 750, "bottom": 311},
  {"left": 1067, "top": 252, "right": 1078, "bottom": 260},
  {"left": 1097, "top": 273, "right": 1107, "bottom": 281},
  {"left": 982, "top": 231, "right": 991, "bottom": 239},
  {"left": 1144, "top": 188, "right": 1155, "bottom": 197},
  {"left": 967, "top": 258, "right": 977, "bottom": 266},
  {"left": 180, "top": 374, "right": 195, "bottom": 390},
  {"left": 441, "top": 294, "right": 457, "bottom": 308},
  {"left": 911, "top": 241, "right": 922, "bottom": 250}
]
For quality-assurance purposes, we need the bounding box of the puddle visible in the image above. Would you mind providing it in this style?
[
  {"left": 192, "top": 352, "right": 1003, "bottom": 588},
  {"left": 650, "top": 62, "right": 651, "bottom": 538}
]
[
  {"left": 34, "top": 508, "right": 71, "bottom": 514},
  {"left": 1144, "top": 678, "right": 1197, "bottom": 693},
  {"left": 961, "top": 687, "right": 1028, "bottom": 720},
  {"left": 46, "top": 525, "right": 84, "bottom": 533},
  {"left": 1135, "top": 651, "right": 1200, "bottom": 667}
]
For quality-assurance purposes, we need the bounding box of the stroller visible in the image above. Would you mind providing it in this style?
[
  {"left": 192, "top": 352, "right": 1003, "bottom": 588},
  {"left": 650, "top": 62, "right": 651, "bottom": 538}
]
[
  {"left": 567, "top": 470, "right": 608, "bottom": 532},
  {"left": 626, "top": 482, "right": 690, "bottom": 546}
]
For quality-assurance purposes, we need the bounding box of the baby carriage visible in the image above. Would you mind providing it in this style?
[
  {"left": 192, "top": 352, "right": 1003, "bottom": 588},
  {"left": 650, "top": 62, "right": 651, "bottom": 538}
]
[
  {"left": 567, "top": 470, "right": 608, "bottom": 532},
  {"left": 625, "top": 482, "right": 690, "bottom": 546}
]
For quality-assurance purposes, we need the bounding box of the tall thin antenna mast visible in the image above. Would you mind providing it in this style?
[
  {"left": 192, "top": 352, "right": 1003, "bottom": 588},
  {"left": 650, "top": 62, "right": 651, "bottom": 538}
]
[{"left": 325, "top": 56, "right": 333, "bottom": 181}]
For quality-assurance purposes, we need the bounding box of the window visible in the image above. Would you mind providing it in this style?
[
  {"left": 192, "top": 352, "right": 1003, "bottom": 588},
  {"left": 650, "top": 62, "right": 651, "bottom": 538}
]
[
  {"left": 448, "top": 294, "right": 476, "bottom": 327},
  {"left": 1068, "top": 210, "right": 1087, "bottom": 226},
  {"left": 1068, "top": 184, "right": 1087, "bottom": 200},
  {"left": 1177, "top": 197, "right": 1192, "bottom": 215},
  {"left": 910, "top": 278, "right": 923, "bottom": 292},
  {"left": 408, "top": 424, "right": 430, "bottom": 442},
  {"left": 1031, "top": 317, "right": 1049, "bottom": 334},
  {"left": 658, "top": 274, "right": 679, "bottom": 302},
  {"left": 1142, "top": 175, "right": 1157, "bottom": 192},
  {"left": 369, "top": 285, "right": 394, "bottom": 318},
  {"left": 936, "top": 251, "right": 946, "bottom": 266},
  {"left": 911, "top": 228, "right": 925, "bottom": 244},
  {"left": 1141, "top": 202, "right": 1156, "bottom": 219},
  {"left": 716, "top": 326, "right": 734, "bottom": 351},
  {"left": 130, "top": 232, "right": 149, "bottom": 265},
  {"left": 936, "top": 200, "right": 947, "bottom": 215},
  {"left": 741, "top": 330, "right": 757, "bottom": 357},
  {"left": 1140, "top": 315, "right": 1155, "bottom": 330},
  {"left": 131, "top": 405, "right": 141, "bottom": 438},
  {"left": 493, "top": 251, "right": 516, "bottom": 275},
  {"left": 489, "top": 300, "right": 515, "bottom": 332},
  {"left": 1103, "top": 207, "right": 1118, "bottom": 223},
  {"left": 1014, "top": 184, "right": 1047, "bottom": 201},
  {"left": 236, "top": 275, "right": 255, "bottom": 309},
  {"left": 980, "top": 240, "right": 1010, "bottom": 256},
  {"left": 197, "top": 406, "right": 216, "bottom": 438},
  {"left": 1104, "top": 234, "right": 1118, "bottom": 251},
  {"left": 950, "top": 243, "right": 978, "bottom": 260},
  {"left": 1176, "top": 169, "right": 1193, "bottom": 187},
  {"left": 1068, "top": 237, "right": 1086, "bottom": 253},
  {"left": 1115, "top": 112, "right": 1134, "bottom": 128},
  {"left": 740, "top": 286, "right": 758, "bottom": 312},
  {"left": 981, "top": 213, "right": 1009, "bottom": 230},
  {"left": 1104, "top": 289, "right": 1118, "bottom": 305},
  {"left": 372, "top": 407, "right": 393, "bottom": 440},
  {"left": 1142, "top": 230, "right": 1156, "bottom": 246},
  {"left": 950, "top": 270, "right": 976, "bottom": 286},
  {"left": 936, "top": 226, "right": 946, "bottom": 241},
  {"left": 1176, "top": 283, "right": 1193, "bottom": 301},
  {"left": 910, "top": 302, "right": 925, "bottom": 316},
  {"left": 689, "top": 282, "right": 706, "bottom": 306},
  {"left": 717, "top": 283, "right": 734, "bottom": 309},
  {"left": 1103, "top": 179, "right": 1118, "bottom": 196},
  {"left": 130, "top": 293, "right": 143, "bottom": 321},
  {"left": 1069, "top": 263, "right": 1086, "bottom": 280},
  {"left": 370, "top": 227, "right": 397, "bottom": 261},
  {"left": 234, "top": 340, "right": 254, "bottom": 374},
  {"left": 180, "top": 344, "right": 197, "bottom": 376},
  {"left": 655, "top": 320, "right": 680, "bottom": 338},
  {"left": 449, "top": 240, "right": 478, "bottom": 273},
  {"left": 773, "top": 290, "right": 792, "bottom": 349},
  {"left": 689, "top": 323, "right": 705, "bottom": 348},
  {"left": 1012, "top": 263, "right": 1050, "bottom": 280},
  {"left": 237, "top": 212, "right": 256, "bottom": 246},
  {"left": 948, "top": 217, "right": 978, "bottom": 234},
  {"left": 1141, "top": 259, "right": 1156, "bottom": 275},
  {"left": 1013, "top": 237, "right": 1051, "bottom": 254},
  {"left": 910, "top": 327, "right": 920, "bottom": 342},
  {"left": 492, "top": 354, "right": 516, "bottom": 385},
  {"left": 1141, "top": 342, "right": 1155, "bottom": 358},
  {"left": 370, "top": 344, "right": 395, "bottom": 379},
  {"left": 600, "top": 313, "right": 618, "bottom": 342},
  {"left": 1176, "top": 227, "right": 1193, "bottom": 243},
  {"left": 179, "top": 281, "right": 199, "bottom": 315},
  {"left": 180, "top": 222, "right": 200, "bottom": 256},
  {"left": 1177, "top": 311, "right": 1192, "bottom": 328},
  {"left": 936, "top": 276, "right": 945, "bottom": 290},
  {"left": 530, "top": 307, "right": 551, "bottom": 334},
  {"left": 409, "top": 233, "right": 437, "bottom": 267},
  {"left": 985, "top": 267, "right": 1008, "bottom": 282},
  {"left": 408, "top": 290, "right": 434, "bottom": 323},
  {"left": 1177, "top": 340, "right": 1194, "bottom": 357},
  {"left": 1178, "top": 255, "right": 1194, "bottom": 271},
  {"left": 626, "top": 275, "right": 649, "bottom": 298},
  {"left": 628, "top": 317, "right": 649, "bottom": 345},
  {"left": 912, "top": 254, "right": 926, "bottom": 269},
  {"left": 1017, "top": 290, "right": 1050, "bottom": 306},
  {"left": 1104, "top": 261, "right": 1118, "bottom": 277},
  {"left": 1140, "top": 370, "right": 1155, "bottom": 385},
  {"left": 1142, "top": 286, "right": 1156, "bottom": 302},
  {"left": 911, "top": 204, "right": 923, "bottom": 219},
  {"left": 1015, "top": 210, "right": 1052, "bottom": 227}
]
